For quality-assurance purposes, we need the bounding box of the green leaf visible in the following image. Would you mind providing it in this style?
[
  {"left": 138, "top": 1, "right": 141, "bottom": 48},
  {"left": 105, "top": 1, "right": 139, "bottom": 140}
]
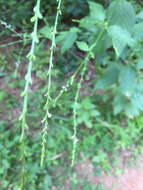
[
  {"left": 137, "top": 58, "right": 143, "bottom": 70},
  {"left": 107, "top": 25, "right": 134, "bottom": 56},
  {"left": 94, "top": 33, "right": 112, "bottom": 55},
  {"left": 119, "top": 66, "right": 137, "bottom": 95},
  {"left": 79, "top": 2, "right": 105, "bottom": 34},
  {"left": 113, "top": 93, "right": 128, "bottom": 115},
  {"left": 95, "top": 63, "right": 121, "bottom": 89},
  {"left": 133, "top": 22, "right": 143, "bottom": 41},
  {"left": 131, "top": 91, "right": 143, "bottom": 111},
  {"left": 114, "top": 80, "right": 143, "bottom": 117},
  {"left": 39, "top": 26, "right": 53, "bottom": 40},
  {"left": 76, "top": 41, "right": 89, "bottom": 52},
  {"left": 136, "top": 10, "right": 143, "bottom": 20},
  {"left": 126, "top": 103, "right": 139, "bottom": 118},
  {"left": 56, "top": 27, "right": 79, "bottom": 54},
  {"left": 88, "top": 1, "right": 105, "bottom": 21},
  {"left": 107, "top": 0, "right": 135, "bottom": 32},
  {"left": 79, "top": 18, "right": 98, "bottom": 33}
]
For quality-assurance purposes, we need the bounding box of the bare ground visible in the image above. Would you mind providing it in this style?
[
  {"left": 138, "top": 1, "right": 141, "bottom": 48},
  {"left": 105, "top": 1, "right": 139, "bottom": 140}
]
[{"left": 73, "top": 153, "right": 143, "bottom": 190}]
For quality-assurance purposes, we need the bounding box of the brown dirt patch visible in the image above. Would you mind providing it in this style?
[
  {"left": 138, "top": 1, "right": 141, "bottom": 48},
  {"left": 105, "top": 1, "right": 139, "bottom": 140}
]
[{"left": 73, "top": 153, "right": 143, "bottom": 190}]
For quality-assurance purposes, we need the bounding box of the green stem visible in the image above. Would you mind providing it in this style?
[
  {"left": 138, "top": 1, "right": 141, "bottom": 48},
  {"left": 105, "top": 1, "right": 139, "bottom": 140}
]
[
  {"left": 41, "top": 0, "right": 62, "bottom": 166},
  {"left": 19, "top": 0, "right": 42, "bottom": 189},
  {"left": 71, "top": 28, "right": 105, "bottom": 167}
]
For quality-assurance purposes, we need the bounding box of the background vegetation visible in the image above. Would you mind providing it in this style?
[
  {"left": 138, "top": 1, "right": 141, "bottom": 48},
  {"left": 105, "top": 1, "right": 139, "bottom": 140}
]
[{"left": 1, "top": 0, "right": 143, "bottom": 189}]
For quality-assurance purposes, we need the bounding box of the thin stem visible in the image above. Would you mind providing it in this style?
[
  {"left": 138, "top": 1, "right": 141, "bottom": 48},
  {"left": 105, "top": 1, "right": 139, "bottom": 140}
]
[
  {"left": 19, "top": 0, "right": 42, "bottom": 189},
  {"left": 0, "top": 39, "right": 30, "bottom": 48},
  {"left": 41, "top": 0, "right": 62, "bottom": 166},
  {"left": 71, "top": 28, "right": 105, "bottom": 167},
  {"left": 53, "top": 62, "right": 83, "bottom": 106}
]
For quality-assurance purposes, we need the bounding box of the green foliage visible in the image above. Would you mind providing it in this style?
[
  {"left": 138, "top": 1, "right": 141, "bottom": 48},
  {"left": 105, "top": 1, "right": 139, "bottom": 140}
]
[
  {"left": 107, "top": 0, "right": 135, "bottom": 32},
  {"left": 65, "top": 0, "right": 143, "bottom": 118},
  {"left": 76, "top": 97, "right": 100, "bottom": 128},
  {"left": 1, "top": 0, "right": 143, "bottom": 189},
  {"left": 57, "top": 27, "right": 79, "bottom": 54}
]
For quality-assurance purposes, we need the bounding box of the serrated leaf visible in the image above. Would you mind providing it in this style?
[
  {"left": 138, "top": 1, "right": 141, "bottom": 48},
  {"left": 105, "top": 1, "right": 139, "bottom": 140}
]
[
  {"left": 88, "top": 1, "right": 105, "bottom": 21},
  {"left": 119, "top": 66, "right": 137, "bottom": 95},
  {"left": 76, "top": 41, "right": 89, "bottom": 52},
  {"left": 107, "top": 25, "right": 134, "bottom": 56},
  {"left": 107, "top": 0, "right": 135, "bottom": 32}
]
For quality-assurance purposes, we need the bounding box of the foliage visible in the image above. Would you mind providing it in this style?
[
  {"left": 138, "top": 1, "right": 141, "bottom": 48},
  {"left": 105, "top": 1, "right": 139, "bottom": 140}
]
[
  {"left": 54, "top": 0, "right": 143, "bottom": 118},
  {"left": 1, "top": 0, "right": 143, "bottom": 189}
]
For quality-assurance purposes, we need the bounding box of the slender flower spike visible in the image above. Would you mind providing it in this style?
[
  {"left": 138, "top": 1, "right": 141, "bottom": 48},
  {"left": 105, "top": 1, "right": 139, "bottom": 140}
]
[
  {"left": 20, "top": 0, "right": 42, "bottom": 189},
  {"left": 40, "top": 0, "right": 62, "bottom": 166},
  {"left": 71, "top": 28, "right": 105, "bottom": 167}
]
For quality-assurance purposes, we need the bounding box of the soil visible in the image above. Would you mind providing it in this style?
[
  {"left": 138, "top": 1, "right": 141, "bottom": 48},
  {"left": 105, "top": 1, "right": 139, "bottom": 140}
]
[{"left": 72, "top": 153, "right": 143, "bottom": 190}]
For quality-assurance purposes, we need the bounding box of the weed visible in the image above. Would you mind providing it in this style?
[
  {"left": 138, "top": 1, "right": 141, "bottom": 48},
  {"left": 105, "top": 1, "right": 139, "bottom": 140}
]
[
  {"left": 41, "top": 0, "right": 62, "bottom": 166},
  {"left": 19, "top": 0, "right": 42, "bottom": 189}
]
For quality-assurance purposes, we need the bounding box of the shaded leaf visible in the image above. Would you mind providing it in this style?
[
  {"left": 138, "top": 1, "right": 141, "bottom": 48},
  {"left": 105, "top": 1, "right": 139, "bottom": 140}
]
[
  {"left": 95, "top": 64, "right": 121, "bottom": 89},
  {"left": 119, "top": 66, "right": 137, "bottom": 95},
  {"left": 131, "top": 91, "right": 143, "bottom": 111},
  {"left": 133, "top": 22, "right": 143, "bottom": 41},
  {"left": 56, "top": 27, "right": 79, "bottom": 54},
  {"left": 113, "top": 93, "right": 128, "bottom": 115},
  {"left": 107, "top": 25, "right": 134, "bottom": 56},
  {"left": 88, "top": 1, "right": 105, "bottom": 21},
  {"left": 107, "top": 0, "right": 135, "bottom": 32},
  {"left": 137, "top": 58, "right": 143, "bottom": 70},
  {"left": 136, "top": 10, "right": 143, "bottom": 20}
]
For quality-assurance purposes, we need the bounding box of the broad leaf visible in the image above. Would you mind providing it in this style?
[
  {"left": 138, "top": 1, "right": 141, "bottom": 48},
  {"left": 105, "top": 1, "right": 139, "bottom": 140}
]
[
  {"left": 125, "top": 103, "right": 140, "bottom": 118},
  {"left": 133, "top": 22, "right": 143, "bottom": 41},
  {"left": 39, "top": 25, "right": 53, "bottom": 40},
  {"left": 79, "top": 17, "right": 99, "bottom": 33},
  {"left": 94, "top": 33, "right": 112, "bottom": 55},
  {"left": 107, "top": 25, "right": 134, "bottom": 56},
  {"left": 119, "top": 66, "right": 137, "bottom": 95},
  {"left": 88, "top": 1, "right": 105, "bottom": 21},
  {"left": 131, "top": 90, "right": 143, "bottom": 111},
  {"left": 137, "top": 58, "right": 143, "bottom": 70},
  {"left": 136, "top": 10, "right": 143, "bottom": 20},
  {"left": 56, "top": 27, "right": 79, "bottom": 54},
  {"left": 95, "top": 64, "right": 120, "bottom": 89},
  {"left": 113, "top": 93, "right": 128, "bottom": 115},
  {"left": 107, "top": 0, "right": 135, "bottom": 32}
]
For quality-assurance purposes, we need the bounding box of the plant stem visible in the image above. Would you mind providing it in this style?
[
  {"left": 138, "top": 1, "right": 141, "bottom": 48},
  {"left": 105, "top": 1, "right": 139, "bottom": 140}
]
[
  {"left": 41, "top": 0, "right": 62, "bottom": 166},
  {"left": 71, "top": 28, "right": 105, "bottom": 167},
  {"left": 19, "top": 0, "right": 42, "bottom": 189}
]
